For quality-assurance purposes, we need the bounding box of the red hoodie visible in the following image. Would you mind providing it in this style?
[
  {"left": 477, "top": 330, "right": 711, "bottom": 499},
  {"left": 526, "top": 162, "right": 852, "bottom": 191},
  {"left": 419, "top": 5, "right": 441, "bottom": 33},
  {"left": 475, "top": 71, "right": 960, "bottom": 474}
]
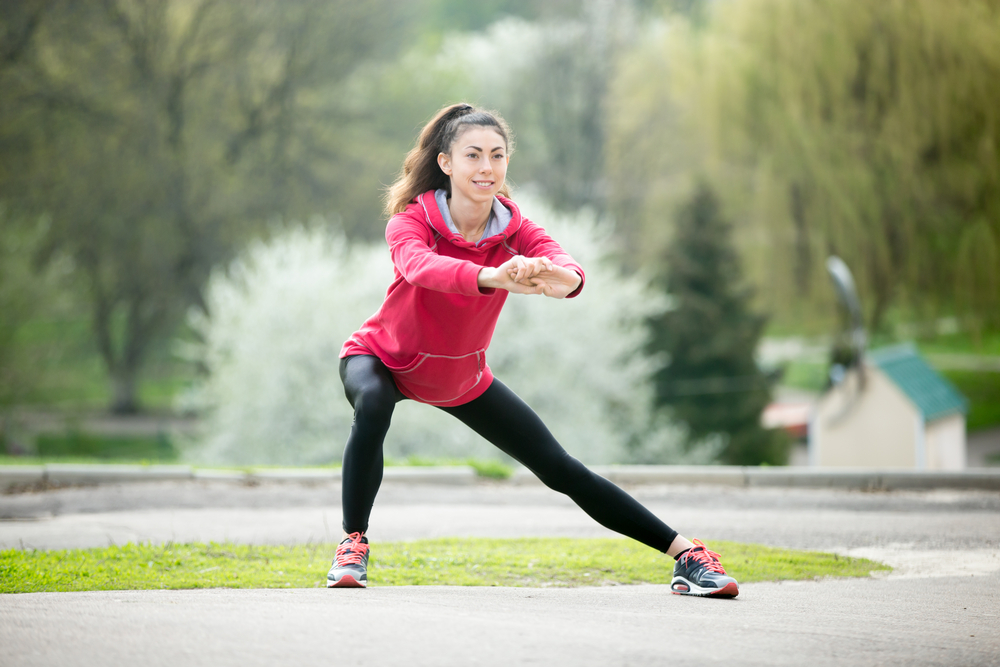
[{"left": 340, "top": 190, "right": 586, "bottom": 407}]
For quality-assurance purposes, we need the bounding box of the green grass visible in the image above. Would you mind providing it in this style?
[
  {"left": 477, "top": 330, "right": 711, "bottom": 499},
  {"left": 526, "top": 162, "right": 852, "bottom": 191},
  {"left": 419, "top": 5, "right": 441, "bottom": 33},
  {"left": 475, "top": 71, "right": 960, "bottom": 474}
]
[
  {"left": 383, "top": 456, "right": 514, "bottom": 479},
  {"left": 0, "top": 455, "right": 513, "bottom": 479},
  {"left": 0, "top": 538, "right": 889, "bottom": 593},
  {"left": 0, "top": 455, "right": 184, "bottom": 466},
  {"left": 916, "top": 330, "right": 1000, "bottom": 357},
  {"left": 780, "top": 361, "right": 828, "bottom": 392},
  {"left": 32, "top": 432, "right": 179, "bottom": 461},
  {"left": 941, "top": 370, "right": 1000, "bottom": 432}
]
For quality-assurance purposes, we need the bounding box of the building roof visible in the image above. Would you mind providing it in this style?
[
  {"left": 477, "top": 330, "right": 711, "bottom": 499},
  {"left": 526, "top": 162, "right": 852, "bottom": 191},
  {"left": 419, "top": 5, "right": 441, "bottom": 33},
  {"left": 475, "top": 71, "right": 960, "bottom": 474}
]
[{"left": 867, "top": 344, "right": 968, "bottom": 422}]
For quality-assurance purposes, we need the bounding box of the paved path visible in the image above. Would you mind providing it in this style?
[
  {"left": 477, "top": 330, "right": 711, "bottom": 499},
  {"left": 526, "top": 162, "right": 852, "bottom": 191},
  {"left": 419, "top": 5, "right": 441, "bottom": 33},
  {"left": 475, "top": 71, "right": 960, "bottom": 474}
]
[{"left": 2, "top": 480, "right": 1000, "bottom": 665}]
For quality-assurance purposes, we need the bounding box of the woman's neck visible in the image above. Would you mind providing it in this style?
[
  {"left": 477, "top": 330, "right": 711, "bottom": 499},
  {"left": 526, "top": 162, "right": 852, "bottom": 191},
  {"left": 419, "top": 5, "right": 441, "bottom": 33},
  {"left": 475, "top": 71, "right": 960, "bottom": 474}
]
[{"left": 447, "top": 192, "right": 492, "bottom": 243}]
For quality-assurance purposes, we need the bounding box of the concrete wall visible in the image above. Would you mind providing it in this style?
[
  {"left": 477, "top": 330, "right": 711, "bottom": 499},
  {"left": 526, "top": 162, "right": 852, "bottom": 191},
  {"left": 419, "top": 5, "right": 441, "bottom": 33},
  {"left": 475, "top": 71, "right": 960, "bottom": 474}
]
[
  {"left": 812, "top": 368, "right": 917, "bottom": 467},
  {"left": 926, "top": 413, "right": 966, "bottom": 470}
]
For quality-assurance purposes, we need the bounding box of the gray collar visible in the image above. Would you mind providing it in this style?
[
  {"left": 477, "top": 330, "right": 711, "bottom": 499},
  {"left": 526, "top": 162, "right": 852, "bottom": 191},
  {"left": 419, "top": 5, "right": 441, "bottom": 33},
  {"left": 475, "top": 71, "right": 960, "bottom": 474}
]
[{"left": 435, "top": 189, "right": 511, "bottom": 246}]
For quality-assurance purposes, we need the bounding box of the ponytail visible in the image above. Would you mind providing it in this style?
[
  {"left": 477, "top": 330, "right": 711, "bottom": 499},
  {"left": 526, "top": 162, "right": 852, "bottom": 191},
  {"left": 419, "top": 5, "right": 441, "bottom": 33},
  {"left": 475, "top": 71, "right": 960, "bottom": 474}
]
[{"left": 384, "top": 103, "right": 514, "bottom": 217}]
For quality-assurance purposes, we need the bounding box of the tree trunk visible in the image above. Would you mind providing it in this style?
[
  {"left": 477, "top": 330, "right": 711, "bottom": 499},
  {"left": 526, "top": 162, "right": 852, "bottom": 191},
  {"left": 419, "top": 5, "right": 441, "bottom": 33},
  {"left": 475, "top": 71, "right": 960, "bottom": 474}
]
[
  {"left": 789, "top": 183, "right": 812, "bottom": 295},
  {"left": 89, "top": 270, "right": 147, "bottom": 415},
  {"left": 110, "top": 365, "right": 139, "bottom": 415}
]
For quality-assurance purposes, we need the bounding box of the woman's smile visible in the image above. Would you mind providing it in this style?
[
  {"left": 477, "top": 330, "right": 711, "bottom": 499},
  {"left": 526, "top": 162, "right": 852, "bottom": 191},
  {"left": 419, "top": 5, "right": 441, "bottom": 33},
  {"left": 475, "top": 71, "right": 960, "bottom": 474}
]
[{"left": 439, "top": 126, "right": 509, "bottom": 205}]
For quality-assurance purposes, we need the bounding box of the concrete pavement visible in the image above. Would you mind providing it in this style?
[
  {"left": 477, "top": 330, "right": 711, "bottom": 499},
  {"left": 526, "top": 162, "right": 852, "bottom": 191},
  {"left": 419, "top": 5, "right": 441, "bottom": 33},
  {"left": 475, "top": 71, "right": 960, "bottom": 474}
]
[
  {"left": 4, "top": 577, "right": 999, "bottom": 667},
  {"left": 2, "top": 479, "right": 1000, "bottom": 665}
]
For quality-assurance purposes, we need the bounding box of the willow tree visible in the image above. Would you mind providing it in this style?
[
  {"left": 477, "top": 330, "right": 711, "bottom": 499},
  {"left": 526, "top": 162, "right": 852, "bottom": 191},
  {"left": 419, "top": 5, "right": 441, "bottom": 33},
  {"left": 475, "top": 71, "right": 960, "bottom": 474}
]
[
  {"left": 609, "top": 0, "right": 1000, "bottom": 337},
  {"left": 0, "top": 0, "right": 404, "bottom": 412}
]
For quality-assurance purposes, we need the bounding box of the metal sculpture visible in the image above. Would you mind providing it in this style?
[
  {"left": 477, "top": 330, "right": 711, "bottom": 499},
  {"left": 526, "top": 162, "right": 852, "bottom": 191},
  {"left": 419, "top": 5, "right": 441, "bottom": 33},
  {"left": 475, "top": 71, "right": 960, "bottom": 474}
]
[{"left": 825, "top": 256, "right": 867, "bottom": 423}]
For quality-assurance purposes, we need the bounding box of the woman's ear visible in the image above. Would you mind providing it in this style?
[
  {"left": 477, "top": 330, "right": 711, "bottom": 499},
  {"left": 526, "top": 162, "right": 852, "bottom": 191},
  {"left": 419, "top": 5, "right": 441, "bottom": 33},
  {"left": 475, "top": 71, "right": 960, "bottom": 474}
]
[{"left": 437, "top": 152, "right": 452, "bottom": 176}]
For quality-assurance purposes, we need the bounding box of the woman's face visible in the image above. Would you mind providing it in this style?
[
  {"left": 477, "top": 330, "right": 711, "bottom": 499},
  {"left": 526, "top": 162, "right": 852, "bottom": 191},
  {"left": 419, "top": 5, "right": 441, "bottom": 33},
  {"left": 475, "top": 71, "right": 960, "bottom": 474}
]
[{"left": 437, "top": 127, "right": 509, "bottom": 206}]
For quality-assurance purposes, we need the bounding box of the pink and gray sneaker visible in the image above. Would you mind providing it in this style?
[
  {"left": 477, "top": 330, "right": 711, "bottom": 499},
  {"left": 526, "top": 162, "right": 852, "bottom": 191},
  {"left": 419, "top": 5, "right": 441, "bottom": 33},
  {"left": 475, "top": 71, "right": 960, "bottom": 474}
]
[
  {"left": 327, "top": 532, "right": 369, "bottom": 588},
  {"left": 671, "top": 539, "right": 739, "bottom": 598}
]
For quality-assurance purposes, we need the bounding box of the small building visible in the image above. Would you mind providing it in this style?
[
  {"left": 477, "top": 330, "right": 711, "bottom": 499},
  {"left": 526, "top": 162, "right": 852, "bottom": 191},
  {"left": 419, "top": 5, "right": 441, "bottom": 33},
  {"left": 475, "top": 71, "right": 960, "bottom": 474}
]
[{"left": 809, "top": 344, "right": 968, "bottom": 469}]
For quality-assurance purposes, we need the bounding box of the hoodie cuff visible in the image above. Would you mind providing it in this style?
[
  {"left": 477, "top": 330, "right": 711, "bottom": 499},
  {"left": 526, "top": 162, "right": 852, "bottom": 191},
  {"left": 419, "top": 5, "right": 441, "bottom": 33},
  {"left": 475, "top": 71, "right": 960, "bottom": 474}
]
[
  {"left": 462, "top": 262, "right": 496, "bottom": 296},
  {"left": 563, "top": 264, "right": 585, "bottom": 299}
]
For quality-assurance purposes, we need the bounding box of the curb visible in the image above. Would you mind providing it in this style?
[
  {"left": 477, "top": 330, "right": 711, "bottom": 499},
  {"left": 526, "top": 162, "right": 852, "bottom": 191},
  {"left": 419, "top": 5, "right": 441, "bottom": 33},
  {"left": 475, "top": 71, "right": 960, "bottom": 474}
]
[
  {"left": 0, "top": 464, "right": 477, "bottom": 492},
  {"left": 519, "top": 465, "right": 1000, "bottom": 491},
  {"left": 2, "top": 464, "right": 999, "bottom": 493}
]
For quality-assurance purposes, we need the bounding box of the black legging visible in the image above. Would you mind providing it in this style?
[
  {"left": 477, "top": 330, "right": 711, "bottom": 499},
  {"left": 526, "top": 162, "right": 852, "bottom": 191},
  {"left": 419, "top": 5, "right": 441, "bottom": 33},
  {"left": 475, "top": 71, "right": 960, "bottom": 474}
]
[{"left": 339, "top": 354, "right": 679, "bottom": 553}]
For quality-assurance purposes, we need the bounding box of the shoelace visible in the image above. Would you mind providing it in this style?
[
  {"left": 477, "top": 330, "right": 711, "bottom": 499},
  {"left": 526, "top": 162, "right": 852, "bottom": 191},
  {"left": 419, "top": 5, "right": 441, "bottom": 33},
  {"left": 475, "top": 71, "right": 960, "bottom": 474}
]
[
  {"left": 335, "top": 532, "right": 369, "bottom": 566},
  {"left": 684, "top": 539, "right": 727, "bottom": 574}
]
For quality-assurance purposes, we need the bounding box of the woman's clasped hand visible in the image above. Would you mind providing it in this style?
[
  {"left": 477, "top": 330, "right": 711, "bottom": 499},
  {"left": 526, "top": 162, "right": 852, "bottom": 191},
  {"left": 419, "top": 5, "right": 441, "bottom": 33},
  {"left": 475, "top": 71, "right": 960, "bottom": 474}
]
[{"left": 479, "top": 255, "right": 582, "bottom": 298}]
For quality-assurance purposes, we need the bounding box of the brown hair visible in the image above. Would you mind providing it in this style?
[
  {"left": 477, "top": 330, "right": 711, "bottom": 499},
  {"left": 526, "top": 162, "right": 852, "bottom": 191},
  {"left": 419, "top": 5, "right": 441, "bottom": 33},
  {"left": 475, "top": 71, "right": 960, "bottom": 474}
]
[{"left": 384, "top": 103, "right": 515, "bottom": 216}]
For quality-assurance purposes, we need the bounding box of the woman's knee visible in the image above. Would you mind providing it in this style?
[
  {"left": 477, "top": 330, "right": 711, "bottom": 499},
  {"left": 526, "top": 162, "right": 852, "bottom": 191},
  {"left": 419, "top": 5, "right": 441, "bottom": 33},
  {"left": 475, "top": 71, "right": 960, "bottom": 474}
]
[
  {"left": 534, "top": 454, "right": 595, "bottom": 494},
  {"left": 352, "top": 381, "right": 397, "bottom": 425}
]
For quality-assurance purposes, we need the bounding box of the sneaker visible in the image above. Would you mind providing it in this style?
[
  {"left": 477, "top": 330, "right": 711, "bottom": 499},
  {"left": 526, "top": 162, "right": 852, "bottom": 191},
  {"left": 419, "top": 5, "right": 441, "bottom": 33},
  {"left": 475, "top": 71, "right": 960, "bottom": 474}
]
[
  {"left": 327, "top": 532, "right": 369, "bottom": 588},
  {"left": 671, "top": 539, "right": 739, "bottom": 598}
]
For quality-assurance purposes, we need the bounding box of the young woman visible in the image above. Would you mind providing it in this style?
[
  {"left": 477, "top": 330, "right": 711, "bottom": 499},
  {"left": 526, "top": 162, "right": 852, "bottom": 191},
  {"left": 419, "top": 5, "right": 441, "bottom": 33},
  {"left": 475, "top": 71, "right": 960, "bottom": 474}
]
[{"left": 327, "top": 103, "right": 739, "bottom": 598}]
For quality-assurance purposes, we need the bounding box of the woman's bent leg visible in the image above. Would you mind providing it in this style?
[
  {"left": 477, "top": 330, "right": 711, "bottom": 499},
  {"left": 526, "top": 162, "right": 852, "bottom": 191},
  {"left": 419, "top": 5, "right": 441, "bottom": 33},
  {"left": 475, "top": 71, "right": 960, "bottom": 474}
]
[
  {"left": 339, "top": 355, "right": 403, "bottom": 534},
  {"left": 440, "top": 380, "right": 678, "bottom": 553}
]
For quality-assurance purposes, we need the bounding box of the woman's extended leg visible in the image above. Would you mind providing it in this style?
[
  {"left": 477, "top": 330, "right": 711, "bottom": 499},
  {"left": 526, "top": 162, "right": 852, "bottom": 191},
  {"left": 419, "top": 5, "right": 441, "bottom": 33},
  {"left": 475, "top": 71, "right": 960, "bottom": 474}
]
[
  {"left": 440, "top": 379, "right": 679, "bottom": 553},
  {"left": 339, "top": 354, "right": 404, "bottom": 535}
]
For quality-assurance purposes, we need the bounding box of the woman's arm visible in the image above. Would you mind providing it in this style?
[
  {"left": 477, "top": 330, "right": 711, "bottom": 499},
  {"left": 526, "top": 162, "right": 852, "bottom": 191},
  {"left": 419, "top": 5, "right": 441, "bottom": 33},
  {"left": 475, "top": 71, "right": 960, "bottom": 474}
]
[{"left": 387, "top": 214, "right": 489, "bottom": 296}]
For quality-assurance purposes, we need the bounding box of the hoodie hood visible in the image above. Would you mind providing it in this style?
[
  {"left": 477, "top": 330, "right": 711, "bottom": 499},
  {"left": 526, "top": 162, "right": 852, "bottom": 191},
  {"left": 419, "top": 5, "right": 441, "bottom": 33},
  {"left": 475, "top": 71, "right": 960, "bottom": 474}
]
[{"left": 417, "top": 190, "right": 523, "bottom": 252}]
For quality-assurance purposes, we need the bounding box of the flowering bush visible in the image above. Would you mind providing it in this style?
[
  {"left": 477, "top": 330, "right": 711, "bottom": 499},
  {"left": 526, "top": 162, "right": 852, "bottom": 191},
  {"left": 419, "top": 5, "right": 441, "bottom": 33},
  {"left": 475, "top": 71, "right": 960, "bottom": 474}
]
[{"left": 180, "top": 199, "right": 715, "bottom": 465}]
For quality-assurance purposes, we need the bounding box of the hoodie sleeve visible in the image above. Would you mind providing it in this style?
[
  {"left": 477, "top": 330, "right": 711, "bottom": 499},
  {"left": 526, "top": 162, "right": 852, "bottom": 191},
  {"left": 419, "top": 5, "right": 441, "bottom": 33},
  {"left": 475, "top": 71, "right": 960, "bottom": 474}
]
[
  {"left": 385, "top": 211, "right": 492, "bottom": 296},
  {"left": 513, "top": 219, "right": 586, "bottom": 298}
]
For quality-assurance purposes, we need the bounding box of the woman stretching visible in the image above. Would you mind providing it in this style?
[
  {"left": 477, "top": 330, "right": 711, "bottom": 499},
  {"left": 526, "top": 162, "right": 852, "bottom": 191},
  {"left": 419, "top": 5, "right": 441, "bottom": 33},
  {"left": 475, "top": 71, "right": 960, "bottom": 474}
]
[{"left": 327, "top": 103, "right": 738, "bottom": 598}]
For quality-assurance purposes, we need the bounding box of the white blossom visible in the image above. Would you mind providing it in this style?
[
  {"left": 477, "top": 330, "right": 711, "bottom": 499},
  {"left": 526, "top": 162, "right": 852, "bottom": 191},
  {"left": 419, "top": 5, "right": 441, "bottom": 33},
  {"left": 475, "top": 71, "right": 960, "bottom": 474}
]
[{"left": 180, "top": 201, "right": 711, "bottom": 465}]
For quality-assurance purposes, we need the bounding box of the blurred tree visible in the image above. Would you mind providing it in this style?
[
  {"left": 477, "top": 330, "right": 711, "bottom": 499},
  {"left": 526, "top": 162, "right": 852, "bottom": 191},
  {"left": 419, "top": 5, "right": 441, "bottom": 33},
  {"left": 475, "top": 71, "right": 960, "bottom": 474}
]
[
  {"left": 648, "top": 184, "right": 786, "bottom": 465},
  {"left": 182, "top": 202, "right": 710, "bottom": 466},
  {"left": 608, "top": 0, "right": 1000, "bottom": 338},
  {"left": 502, "top": 1, "right": 623, "bottom": 212},
  {"left": 419, "top": 0, "right": 582, "bottom": 35},
  {"left": 0, "top": 0, "right": 406, "bottom": 412},
  {"left": 0, "top": 213, "right": 44, "bottom": 408},
  {"left": 421, "top": 1, "right": 636, "bottom": 214}
]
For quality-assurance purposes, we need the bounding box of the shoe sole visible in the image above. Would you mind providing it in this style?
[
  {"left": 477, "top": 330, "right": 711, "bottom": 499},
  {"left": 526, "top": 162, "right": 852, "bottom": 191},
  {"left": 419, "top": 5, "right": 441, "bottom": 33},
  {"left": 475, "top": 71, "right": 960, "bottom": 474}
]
[
  {"left": 670, "top": 577, "right": 739, "bottom": 598},
  {"left": 327, "top": 575, "right": 366, "bottom": 588}
]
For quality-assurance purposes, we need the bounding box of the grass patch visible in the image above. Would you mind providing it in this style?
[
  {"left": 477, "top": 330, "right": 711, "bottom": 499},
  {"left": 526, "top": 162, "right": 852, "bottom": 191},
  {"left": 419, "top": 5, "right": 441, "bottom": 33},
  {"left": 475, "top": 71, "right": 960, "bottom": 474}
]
[
  {"left": 383, "top": 456, "right": 513, "bottom": 479},
  {"left": 916, "top": 330, "right": 1000, "bottom": 357},
  {"left": 0, "top": 456, "right": 511, "bottom": 478},
  {"left": 780, "top": 361, "right": 828, "bottom": 392},
  {"left": 940, "top": 370, "right": 1000, "bottom": 432},
  {"left": 33, "top": 432, "right": 178, "bottom": 461},
  {"left": 0, "top": 538, "right": 888, "bottom": 593}
]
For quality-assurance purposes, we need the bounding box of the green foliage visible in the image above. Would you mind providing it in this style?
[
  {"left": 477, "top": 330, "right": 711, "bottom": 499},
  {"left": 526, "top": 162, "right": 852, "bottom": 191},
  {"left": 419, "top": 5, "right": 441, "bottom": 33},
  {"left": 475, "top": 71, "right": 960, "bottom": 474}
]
[
  {"left": 0, "top": 213, "right": 56, "bottom": 407},
  {"left": 648, "top": 184, "right": 787, "bottom": 465},
  {"left": 780, "top": 361, "right": 829, "bottom": 393},
  {"left": 418, "top": 0, "right": 582, "bottom": 35},
  {"left": 918, "top": 331, "right": 1000, "bottom": 357},
  {"left": 33, "top": 432, "right": 177, "bottom": 461},
  {"left": 465, "top": 459, "right": 514, "bottom": 480},
  {"left": 391, "top": 5, "right": 636, "bottom": 215},
  {"left": 382, "top": 456, "right": 513, "bottom": 479},
  {"left": 0, "top": 0, "right": 413, "bottom": 412},
  {"left": 608, "top": 0, "right": 1000, "bottom": 337},
  {"left": 0, "top": 538, "right": 888, "bottom": 593},
  {"left": 940, "top": 371, "right": 1000, "bottom": 432}
]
